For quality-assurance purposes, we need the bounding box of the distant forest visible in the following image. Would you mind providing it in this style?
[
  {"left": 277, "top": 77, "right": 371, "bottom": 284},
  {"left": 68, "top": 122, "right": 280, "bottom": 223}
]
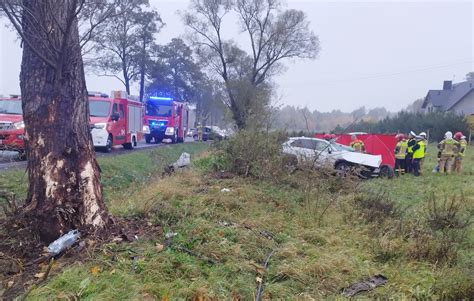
[{"left": 271, "top": 99, "right": 424, "bottom": 133}]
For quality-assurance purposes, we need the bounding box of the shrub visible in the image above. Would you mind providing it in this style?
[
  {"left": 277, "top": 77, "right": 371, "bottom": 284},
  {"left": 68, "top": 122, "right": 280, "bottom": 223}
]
[
  {"left": 407, "top": 194, "right": 472, "bottom": 265},
  {"left": 354, "top": 190, "right": 400, "bottom": 224},
  {"left": 210, "top": 130, "right": 288, "bottom": 180}
]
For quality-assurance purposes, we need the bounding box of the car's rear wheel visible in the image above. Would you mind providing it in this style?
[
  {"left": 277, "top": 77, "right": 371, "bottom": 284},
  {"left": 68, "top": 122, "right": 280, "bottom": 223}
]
[{"left": 123, "top": 136, "right": 136, "bottom": 150}]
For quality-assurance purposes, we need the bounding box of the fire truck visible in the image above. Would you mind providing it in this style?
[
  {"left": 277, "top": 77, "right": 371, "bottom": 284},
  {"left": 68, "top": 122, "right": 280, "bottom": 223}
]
[
  {"left": 89, "top": 91, "right": 144, "bottom": 152},
  {"left": 143, "top": 96, "right": 189, "bottom": 144},
  {"left": 0, "top": 95, "right": 25, "bottom": 158},
  {"left": 0, "top": 91, "right": 144, "bottom": 157}
]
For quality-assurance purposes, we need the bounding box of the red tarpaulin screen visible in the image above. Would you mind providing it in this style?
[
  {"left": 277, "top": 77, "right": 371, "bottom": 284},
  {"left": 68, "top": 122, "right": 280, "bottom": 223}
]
[{"left": 314, "top": 134, "right": 397, "bottom": 168}]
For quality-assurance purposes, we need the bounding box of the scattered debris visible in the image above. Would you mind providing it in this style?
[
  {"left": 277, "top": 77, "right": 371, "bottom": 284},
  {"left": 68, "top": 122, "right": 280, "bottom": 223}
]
[
  {"left": 259, "top": 230, "right": 274, "bottom": 241},
  {"left": 163, "top": 153, "right": 191, "bottom": 175},
  {"left": 47, "top": 230, "right": 80, "bottom": 255},
  {"left": 173, "top": 152, "right": 191, "bottom": 169},
  {"left": 165, "top": 232, "right": 178, "bottom": 239},
  {"left": 220, "top": 188, "right": 232, "bottom": 193},
  {"left": 155, "top": 243, "right": 165, "bottom": 252},
  {"left": 218, "top": 221, "right": 237, "bottom": 227},
  {"left": 341, "top": 274, "right": 388, "bottom": 297}
]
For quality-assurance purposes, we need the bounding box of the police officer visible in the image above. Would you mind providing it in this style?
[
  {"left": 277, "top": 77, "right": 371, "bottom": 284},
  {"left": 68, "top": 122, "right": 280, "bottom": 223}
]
[
  {"left": 453, "top": 132, "right": 467, "bottom": 174},
  {"left": 394, "top": 133, "right": 408, "bottom": 176},
  {"left": 418, "top": 132, "right": 427, "bottom": 174},
  {"left": 405, "top": 131, "right": 417, "bottom": 174},
  {"left": 412, "top": 135, "right": 426, "bottom": 176},
  {"left": 438, "top": 131, "right": 459, "bottom": 174}
]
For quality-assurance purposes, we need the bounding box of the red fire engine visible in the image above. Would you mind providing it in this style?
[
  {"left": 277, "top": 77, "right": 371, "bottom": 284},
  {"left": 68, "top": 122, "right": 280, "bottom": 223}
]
[
  {"left": 0, "top": 95, "right": 25, "bottom": 157},
  {"left": 89, "top": 91, "right": 144, "bottom": 152},
  {"left": 143, "top": 96, "right": 189, "bottom": 144},
  {"left": 0, "top": 91, "right": 144, "bottom": 157}
]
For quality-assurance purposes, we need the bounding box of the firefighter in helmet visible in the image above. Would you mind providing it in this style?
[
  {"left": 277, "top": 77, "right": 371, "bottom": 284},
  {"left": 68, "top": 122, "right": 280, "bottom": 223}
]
[
  {"left": 394, "top": 133, "right": 408, "bottom": 176},
  {"left": 453, "top": 132, "right": 467, "bottom": 174},
  {"left": 197, "top": 122, "right": 203, "bottom": 142},
  {"left": 350, "top": 134, "right": 365, "bottom": 153},
  {"left": 323, "top": 134, "right": 332, "bottom": 141},
  {"left": 405, "top": 131, "right": 417, "bottom": 174},
  {"left": 438, "top": 131, "right": 459, "bottom": 174}
]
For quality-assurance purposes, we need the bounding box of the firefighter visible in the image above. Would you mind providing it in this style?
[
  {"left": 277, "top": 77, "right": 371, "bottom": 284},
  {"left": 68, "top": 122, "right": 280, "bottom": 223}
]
[
  {"left": 197, "top": 122, "right": 203, "bottom": 142},
  {"left": 438, "top": 131, "right": 459, "bottom": 174},
  {"left": 394, "top": 133, "right": 408, "bottom": 176},
  {"left": 350, "top": 134, "right": 365, "bottom": 153},
  {"left": 412, "top": 135, "right": 426, "bottom": 177},
  {"left": 453, "top": 132, "right": 467, "bottom": 174},
  {"left": 405, "top": 131, "right": 417, "bottom": 174}
]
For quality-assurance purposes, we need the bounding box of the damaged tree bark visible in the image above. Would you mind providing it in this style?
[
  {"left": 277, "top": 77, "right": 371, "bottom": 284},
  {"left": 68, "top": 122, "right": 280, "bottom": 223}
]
[{"left": 2, "top": 1, "right": 109, "bottom": 242}]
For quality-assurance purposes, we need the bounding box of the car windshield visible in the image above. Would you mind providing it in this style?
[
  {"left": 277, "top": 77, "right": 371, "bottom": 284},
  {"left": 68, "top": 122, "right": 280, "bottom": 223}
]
[
  {"left": 89, "top": 100, "right": 111, "bottom": 117},
  {"left": 0, "top": 100, "right": 22, "bottom": 115},
  {"left": 146, "top": 103, "right": 172, "bottom": 117}
]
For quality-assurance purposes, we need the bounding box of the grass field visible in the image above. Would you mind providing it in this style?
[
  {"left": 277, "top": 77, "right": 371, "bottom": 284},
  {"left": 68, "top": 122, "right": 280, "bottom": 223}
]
[{"left": 1, "top": 142, "right": 472, "bottom": 300}]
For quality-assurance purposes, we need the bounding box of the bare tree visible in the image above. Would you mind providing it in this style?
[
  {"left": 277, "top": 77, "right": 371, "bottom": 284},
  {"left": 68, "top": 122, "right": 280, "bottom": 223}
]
[
  {"left": 184, "top": 0, "right": 319, "bottom": 129},
  {"left": 0, "top": 0, "right": 117, "bottom": 242},
  {"left": 89, "top": 0, "right": 163, "bottom": 99}
]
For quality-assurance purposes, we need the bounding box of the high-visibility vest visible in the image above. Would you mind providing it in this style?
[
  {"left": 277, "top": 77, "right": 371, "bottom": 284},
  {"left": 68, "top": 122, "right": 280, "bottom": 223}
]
[
  {"left": 440, "top": 139, "right": 457, "bottom": 156},
  {"left": 413, "top": 140, "right": 425, "bottom": 159},
  {"left": 395, "top": 140, "right": 408, "bottom": 159},
  {"left": 458, "top": 139, "right": 467, "bottom": 157},
  {"left": 351, "top": 140, "right": 364, "bottom": 152},
  {"left": 407, "top": 138, "right": 416, "bottom": 154}
]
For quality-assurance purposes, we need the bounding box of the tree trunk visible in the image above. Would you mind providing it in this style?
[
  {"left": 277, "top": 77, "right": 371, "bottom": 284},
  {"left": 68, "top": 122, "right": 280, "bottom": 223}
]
[
  {"left": 20, "top": 1, "right": 108, "bottom": 243},
  {"left": 139, "top": 37, "right": 147, "bottom": 103}
]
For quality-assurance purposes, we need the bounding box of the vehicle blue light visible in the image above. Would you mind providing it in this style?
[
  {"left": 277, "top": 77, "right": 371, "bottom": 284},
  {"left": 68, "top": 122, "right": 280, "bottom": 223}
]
[{"left": 149, "top": 96, "right": 173, "bottom": 101}]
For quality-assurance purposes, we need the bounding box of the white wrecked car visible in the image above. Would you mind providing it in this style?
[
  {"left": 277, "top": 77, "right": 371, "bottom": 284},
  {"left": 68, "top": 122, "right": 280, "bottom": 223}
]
[{"left": 282, "top": 137, "right": 383, "bottom": 177}]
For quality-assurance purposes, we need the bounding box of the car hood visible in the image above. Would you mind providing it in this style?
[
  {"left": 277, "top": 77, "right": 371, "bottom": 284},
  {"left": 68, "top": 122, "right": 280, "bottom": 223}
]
[
  {"left": 0, "top": 114, "right": 23, "bottom": 123},
  {"left": 337, "top": 151, "right": 382, "bottom": 168}
]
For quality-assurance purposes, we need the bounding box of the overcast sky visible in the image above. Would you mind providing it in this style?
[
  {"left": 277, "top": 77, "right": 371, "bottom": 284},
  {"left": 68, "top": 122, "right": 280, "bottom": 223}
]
[{"left": 1, "top": 0, "right": 473, "bottom": 112}]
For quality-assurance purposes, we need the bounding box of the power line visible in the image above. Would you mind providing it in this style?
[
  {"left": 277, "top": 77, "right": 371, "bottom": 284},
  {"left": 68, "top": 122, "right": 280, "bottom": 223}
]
[{"left": 292, "top": 59, "right": 473, "bottom": 86}]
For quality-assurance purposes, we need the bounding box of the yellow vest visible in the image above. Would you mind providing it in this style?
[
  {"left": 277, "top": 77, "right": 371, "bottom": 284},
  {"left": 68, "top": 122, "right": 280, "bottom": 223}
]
[
  {"left": 395, "top": 140, "right": 408, "bottom": 159},
  {"left": 458, "top": 139, "right": 467, "bottom": 157},
  {"left": 351, "top": 140, "right": 364, "bottom": 152},
  {"left": 407, "top": 138, "right": 416, "bottom": 154},
  {"left": 413, "top": 140, "right": 425, "bottom": 159}
]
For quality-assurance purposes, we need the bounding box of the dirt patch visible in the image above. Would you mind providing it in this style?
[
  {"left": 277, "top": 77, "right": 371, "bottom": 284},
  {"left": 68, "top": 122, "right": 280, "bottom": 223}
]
[{"left": 0, "top": 214, "right": 162, "bottom": 300}]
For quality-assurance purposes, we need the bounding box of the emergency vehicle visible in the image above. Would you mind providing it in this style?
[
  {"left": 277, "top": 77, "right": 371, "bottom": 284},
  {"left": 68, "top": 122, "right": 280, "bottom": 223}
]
[
  {"left": 0, "top": 91, "right": 143, "bottom": 157},
  {"left": 143, "top": 96, "right": 189, "bottom": 144},
  {"left": 0, "top": 95, "right": 25, "bottom": 158},
  {"left": 90, "top": 91, "right": 144, "bottom": 152}
]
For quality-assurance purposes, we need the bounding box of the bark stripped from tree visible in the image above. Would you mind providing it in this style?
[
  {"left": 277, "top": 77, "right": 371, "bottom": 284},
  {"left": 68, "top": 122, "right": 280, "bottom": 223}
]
[{"left": 2, "top": 0, "right": 109, "bottom": 243}]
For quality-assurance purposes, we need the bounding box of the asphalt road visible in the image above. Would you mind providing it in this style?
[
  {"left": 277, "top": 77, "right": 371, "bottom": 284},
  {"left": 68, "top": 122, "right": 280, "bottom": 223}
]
[{"left": 0, "top": 138, "right": 195, "bottom": 172}]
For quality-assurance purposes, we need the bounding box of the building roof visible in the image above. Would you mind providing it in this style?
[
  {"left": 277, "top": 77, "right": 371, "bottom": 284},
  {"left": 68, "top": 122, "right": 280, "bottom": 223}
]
[{"left": 423, "top": 79, "right": 474, "bottom": 110}]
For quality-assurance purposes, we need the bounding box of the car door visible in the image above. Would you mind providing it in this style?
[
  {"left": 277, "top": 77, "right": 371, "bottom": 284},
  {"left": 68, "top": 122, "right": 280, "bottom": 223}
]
[{"left": 305, "top": 139, "right": 331, "bottom": 166}]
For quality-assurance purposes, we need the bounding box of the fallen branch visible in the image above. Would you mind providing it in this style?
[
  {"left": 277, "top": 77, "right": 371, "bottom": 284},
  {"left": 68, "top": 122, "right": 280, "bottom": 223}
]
[
  {"left": 172, "top": 245, "right": 218, "bottom": 265},
  {"left": 255, "top": 250, "right": 274, "bottom": 301},
  {"left": 20, "top": 258, "right": 55, "bottom": 301}
]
